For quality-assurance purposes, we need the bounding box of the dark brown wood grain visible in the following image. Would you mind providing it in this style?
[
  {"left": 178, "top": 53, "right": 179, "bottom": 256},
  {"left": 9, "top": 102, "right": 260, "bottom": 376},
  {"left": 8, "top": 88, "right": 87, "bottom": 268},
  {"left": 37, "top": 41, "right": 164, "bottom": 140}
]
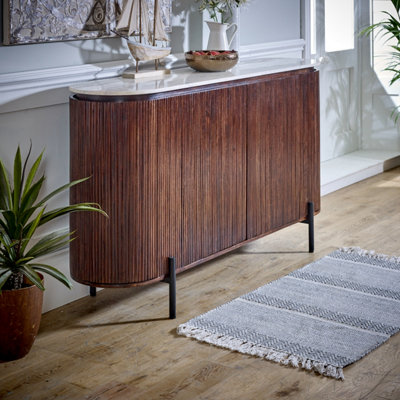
[
  {"left": 70, "top": 99, "right": 182, "bottom": 286},
  {"left": 181, "top": 86, "right": 247, "bottom": 267},
  {"left": 70, "top": 68, "right": 320, "bottom": 287},
  {"left": 246, "top": 68, "right": 320, "bottom": 238}
]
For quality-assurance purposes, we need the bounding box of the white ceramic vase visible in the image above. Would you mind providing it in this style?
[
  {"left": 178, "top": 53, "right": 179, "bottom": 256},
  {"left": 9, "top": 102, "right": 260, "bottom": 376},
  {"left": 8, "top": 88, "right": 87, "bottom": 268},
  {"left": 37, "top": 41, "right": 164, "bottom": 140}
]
[{"left": 206, "top": 20, "right": 238, "bottom": 50}]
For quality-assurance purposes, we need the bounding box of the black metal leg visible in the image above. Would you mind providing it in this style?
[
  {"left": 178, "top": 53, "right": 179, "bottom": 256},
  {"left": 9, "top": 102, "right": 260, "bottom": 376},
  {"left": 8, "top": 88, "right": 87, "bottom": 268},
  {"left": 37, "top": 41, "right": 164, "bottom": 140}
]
[
  {"left": 168, "top": 257, "right": 176, "bottom": 319},
  {"left": 307, "top": 202, "right": 314, "bottom": 253},
  {"left": 90, "top": 286, "right": 97, "bottom": 297}
]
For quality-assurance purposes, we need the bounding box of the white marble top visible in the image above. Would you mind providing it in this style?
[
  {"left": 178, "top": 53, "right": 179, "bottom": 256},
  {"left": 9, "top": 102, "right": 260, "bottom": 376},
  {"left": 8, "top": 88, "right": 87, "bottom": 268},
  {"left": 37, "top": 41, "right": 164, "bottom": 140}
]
[{"left": 69, "top": 57, "right": 316, "bottom": 97}]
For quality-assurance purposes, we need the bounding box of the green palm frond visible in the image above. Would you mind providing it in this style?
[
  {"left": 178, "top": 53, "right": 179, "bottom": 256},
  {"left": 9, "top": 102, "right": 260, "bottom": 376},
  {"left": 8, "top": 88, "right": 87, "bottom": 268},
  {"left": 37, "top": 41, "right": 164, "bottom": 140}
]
[
  {"left": 195, "top": 0, "right": 248, "bottom": 23},
  {"left": 0, "top": 160, "right": 12, "bottom": 210},
  {"left": 25, "top": 230, "right": 73, "bottom": 259},
  {"left": 0, "top": 145, "right": 108, "bottom": 291},
  {"left": 391, "top": 105, "right": 400, "bottom": 122},
  {"left": 0, "top": 270, "right": 13, "bottom": 291},
  {"left": 361, "top": 0, "right": 400, "bottom": 123},
  {"left": 29, "top": 263, "right": 72, "bottom": 289}
]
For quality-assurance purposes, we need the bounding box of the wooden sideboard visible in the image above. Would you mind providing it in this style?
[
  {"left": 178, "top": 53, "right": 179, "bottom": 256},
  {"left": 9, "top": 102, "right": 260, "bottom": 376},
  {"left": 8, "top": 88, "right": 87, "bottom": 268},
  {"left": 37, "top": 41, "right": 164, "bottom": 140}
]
[{"left": 69, "top": 65, "right": 320, "bottom": 317}]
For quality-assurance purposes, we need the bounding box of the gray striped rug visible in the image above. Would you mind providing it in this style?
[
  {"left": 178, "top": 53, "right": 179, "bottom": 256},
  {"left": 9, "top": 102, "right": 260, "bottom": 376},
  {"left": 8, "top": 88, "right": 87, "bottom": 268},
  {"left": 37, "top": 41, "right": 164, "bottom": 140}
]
[{"left": 177, "top": 247, "right": 400, "bottom": 379}]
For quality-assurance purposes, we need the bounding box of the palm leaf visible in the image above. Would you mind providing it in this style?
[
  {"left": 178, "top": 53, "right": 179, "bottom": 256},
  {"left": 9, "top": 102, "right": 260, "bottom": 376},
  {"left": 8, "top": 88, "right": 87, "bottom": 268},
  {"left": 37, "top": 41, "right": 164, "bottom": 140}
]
[
  {"left": 20, "top": 175, "right": 45, "bottom": 214},
  {"left": 20, "top": 208, "right": 44, "bottom": 253},
  {"left": 15, "top": 256, "right": 35, "bottom": 265},
  {"left": 12, "top": 147, "right": 22, "bottom": 213},
  {"left": 0, "top": 160, "right": 12, "bottom": 210},
  {"left": 25, "top": 230, "right": 73, "bottom": 258},
  {"left": 19, "top": 206, "right": 40, "bottom": 231},
  {"left": 19, "top": 265, "right": 45, "bottom": 291},
  {"left": 22, "top": 149, "right": 43, "bottom": 198},
  {"left": 1, "top": 146, "right": 106, "bottom": 291},
  {"left": 36, "top": 177, "right": 90, "bottom": 207},
  {"left": 392, "top": 0, "right": 400, "bottom": 13},
  {"left": 37, "top": 203, "right": 108, "bottom": 226},
  {"left": 30, "top": 263, "right": 72, "bottom": 289},
  {"left": 1, "top": 210, "right": 18, "bottom": 238},
  {"left": 20, "top": 142, "right": 32, "bottom": 197},
  {"left": 0, "top": 270, "right": 13, "bottom": 291},
  {"left": 0, "top": 232, "right": 15, "bottom": 259}
]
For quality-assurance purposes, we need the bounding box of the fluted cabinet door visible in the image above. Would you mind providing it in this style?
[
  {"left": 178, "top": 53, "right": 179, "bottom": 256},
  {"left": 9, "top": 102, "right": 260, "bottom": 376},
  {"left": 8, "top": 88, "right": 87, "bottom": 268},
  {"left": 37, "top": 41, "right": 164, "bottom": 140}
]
[
  {"left": 247, "top": 70, "right": 320, "bottom": 239},
  {"left": 70, "top": 97, "right": 182, "bottom": 286},
  {"left": 181, "top": 86, "right": 247, "bottom": 267}
]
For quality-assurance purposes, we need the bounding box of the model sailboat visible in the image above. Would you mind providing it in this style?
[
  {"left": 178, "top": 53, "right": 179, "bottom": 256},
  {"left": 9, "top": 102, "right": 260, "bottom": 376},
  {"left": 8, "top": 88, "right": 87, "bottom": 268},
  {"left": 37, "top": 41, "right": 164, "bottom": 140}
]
[{"left": 116, "top": 0, "right": 171, "bottom": 77}]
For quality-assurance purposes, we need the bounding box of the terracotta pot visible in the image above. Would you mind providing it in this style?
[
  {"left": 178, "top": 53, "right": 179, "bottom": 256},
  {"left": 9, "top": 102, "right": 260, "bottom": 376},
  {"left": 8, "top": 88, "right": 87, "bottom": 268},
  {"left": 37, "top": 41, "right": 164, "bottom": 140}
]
[{"left": 0, "top": 277, "right": 44, "bottom": 362}]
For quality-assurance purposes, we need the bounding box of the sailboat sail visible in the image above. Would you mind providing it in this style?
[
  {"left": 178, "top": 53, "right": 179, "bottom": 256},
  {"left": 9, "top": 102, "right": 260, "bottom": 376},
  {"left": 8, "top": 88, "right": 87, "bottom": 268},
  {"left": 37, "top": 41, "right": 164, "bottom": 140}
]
[
  {"left": 116, "top": 0, "right": 151, "bottom": 43},
  {"left": 116, "top": 0, "right": 171, "bottom": 65},
  {"left": 154, "top": 5, "right": 169, "bottom": 41}
]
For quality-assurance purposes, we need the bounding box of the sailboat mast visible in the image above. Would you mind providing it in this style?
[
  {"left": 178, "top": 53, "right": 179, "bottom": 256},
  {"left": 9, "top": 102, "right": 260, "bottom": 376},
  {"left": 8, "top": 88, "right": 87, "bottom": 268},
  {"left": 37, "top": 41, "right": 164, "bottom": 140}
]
[
  {"left": 139, "top": 0, "right": 142, "bottom": 43},
  {"left": 153, "top": 0, "right": 159, "bottom": 70},
  {"left": 153, "top": 0, "right": 158, "bottom": 46}
]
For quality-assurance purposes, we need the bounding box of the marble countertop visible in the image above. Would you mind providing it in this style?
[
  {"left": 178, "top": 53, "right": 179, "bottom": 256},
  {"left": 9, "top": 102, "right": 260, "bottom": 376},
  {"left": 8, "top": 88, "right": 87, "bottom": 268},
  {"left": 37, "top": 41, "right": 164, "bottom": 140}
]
[{"left": 69, "top": 57, "right": 317, "bottom": 97}]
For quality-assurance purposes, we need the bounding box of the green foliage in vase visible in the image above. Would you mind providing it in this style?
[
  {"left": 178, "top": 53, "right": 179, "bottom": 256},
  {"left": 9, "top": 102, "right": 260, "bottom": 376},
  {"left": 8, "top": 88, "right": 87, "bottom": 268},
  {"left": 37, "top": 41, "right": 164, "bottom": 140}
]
[
  {"left": 0, "top": 145, "right": 107, "bottom": 292},
  {"left": 195, "top": 0, "right": 249, "bottom": 24},
  {"left": 361, "top": 0, "right": 400, "bottom": 122}
]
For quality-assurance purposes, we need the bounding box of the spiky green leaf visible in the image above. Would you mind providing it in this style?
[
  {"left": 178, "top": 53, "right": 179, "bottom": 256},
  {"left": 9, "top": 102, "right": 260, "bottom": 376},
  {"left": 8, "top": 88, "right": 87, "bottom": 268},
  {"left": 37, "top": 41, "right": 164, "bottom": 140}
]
[
  {"left": 0, "top": 160, "right": 12, "bottom": 210},
  {"left": 20, "top": 208, "right": 45, "bottom": 253},
  {"left": 37, "top": 203, "right": 108, "bottom": 226},
  {"left": 1, "top": 146, "right": 106, "bottom": 291},
  {"left": 15, "top": 257, "right": 35, "bottom": 265},
  {"left": 25, "top": 230, "right": 73, "bottom": 259},
  {"left": 20, "top": 175, "right": 45, "bottom": 214},
  {"left": 22, "top": 150, "right": 43, "bottom": 198},
  {"left": 36, "top": 177, "right": 90, "bottom": 207},
  {"left": 30, "top": 263, "right": 72, "bottom": 289},
  {"left": 13, "top": 147, "right": 22, "bottom": 213},
  {"left": 0, "top": 270, "right": 13, "bottom": 291},
  {"left": 393, "top": 0, "right": 400, "bottom": 12},
  {"left": 20, "top": 265, "right": 45, "bottom": 291}
]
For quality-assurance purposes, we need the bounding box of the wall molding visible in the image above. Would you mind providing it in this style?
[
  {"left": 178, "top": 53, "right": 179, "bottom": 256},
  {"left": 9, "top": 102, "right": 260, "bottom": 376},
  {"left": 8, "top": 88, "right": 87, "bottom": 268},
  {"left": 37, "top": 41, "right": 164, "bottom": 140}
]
[
  {"left": 0, "top": 60, "right": 131, "bottom": 114},
  {"left": 240, "top": 39, "right": 305, "bottom": 59},
  {"left": 0, "top": 39, "right": 305, "bottom": 114}
]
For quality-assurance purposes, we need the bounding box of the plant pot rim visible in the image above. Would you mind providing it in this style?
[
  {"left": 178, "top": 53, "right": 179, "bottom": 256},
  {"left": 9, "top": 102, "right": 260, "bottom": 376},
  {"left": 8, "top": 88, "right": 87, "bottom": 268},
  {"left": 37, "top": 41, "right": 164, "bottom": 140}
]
[{"left": 1, "top": 273, "right": 44, "bottom": 293}]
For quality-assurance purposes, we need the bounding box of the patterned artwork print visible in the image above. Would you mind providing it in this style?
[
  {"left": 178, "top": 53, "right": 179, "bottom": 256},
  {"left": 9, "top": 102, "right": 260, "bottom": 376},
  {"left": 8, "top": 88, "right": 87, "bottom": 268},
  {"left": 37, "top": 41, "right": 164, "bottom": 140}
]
[{"left": 3, "top": 0, "right": 172, "bottom": 45}]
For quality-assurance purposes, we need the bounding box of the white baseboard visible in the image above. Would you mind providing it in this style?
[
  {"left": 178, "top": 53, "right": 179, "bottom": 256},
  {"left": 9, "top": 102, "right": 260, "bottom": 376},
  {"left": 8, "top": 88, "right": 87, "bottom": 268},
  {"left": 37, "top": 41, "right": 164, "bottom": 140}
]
[{"left": 321, "top": 150, "right": 400, "bottom": 196}]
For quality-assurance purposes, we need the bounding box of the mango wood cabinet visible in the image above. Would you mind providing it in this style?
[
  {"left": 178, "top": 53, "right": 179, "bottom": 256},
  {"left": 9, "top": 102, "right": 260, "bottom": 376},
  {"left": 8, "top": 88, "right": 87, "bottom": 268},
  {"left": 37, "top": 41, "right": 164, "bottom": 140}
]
[{"left": 69, "top": 66, "right": 320, "bottom": 318}]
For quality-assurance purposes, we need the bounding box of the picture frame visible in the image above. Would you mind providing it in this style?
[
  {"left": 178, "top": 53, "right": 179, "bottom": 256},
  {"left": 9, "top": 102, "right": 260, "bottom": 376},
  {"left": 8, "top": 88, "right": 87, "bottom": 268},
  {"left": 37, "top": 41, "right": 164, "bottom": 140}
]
[{"left": 3, "top": 0, "right": 172, "bottom": 45}]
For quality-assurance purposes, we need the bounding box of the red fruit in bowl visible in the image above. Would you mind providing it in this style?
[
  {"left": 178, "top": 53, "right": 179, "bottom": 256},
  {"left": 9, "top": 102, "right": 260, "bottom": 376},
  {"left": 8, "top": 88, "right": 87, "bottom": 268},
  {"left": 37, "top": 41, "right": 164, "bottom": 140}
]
[{"left": 209, "top": 51, "right": 220, "bottom": 55}]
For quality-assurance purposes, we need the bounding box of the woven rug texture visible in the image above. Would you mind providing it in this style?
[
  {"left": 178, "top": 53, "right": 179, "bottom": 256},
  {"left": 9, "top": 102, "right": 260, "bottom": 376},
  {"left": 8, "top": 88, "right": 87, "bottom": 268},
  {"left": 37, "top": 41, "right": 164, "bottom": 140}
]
[{"left": 178, "top": 247, "right": 400, "bottom": 379}]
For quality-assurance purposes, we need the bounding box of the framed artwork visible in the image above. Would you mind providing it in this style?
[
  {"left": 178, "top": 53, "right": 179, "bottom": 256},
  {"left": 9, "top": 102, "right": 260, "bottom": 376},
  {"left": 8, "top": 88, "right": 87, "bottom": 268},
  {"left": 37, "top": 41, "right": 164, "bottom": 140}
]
[{"left": 3, "top": 0, "right": 172, "bottom": 45}]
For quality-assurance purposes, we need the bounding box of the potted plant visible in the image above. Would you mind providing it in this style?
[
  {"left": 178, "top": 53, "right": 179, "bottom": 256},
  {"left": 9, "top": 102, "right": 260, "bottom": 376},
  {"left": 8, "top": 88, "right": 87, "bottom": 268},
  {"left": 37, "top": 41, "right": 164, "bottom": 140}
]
[
  {"left": 195, "top": 0, "right": 249, "bottom": 50},
  {"left": 196, "top": 0, "right": 248, "bottom": 24},
  {"left": 0, "top": 145, "right": 107, "bottom": 361},
  {"left": 361, "top": 0, "right": 400, "bottom": 122}
]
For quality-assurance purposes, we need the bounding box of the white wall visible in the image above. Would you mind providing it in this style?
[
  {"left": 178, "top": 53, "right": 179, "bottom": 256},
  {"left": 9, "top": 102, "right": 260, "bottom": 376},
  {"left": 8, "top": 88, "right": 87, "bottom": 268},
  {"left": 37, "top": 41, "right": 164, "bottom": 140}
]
[
  {"left": 240, "top": 0, "right": 301, "bottom": 45},
  {"left": 0, "top": 1, "right": 302, "bottom": 312}
]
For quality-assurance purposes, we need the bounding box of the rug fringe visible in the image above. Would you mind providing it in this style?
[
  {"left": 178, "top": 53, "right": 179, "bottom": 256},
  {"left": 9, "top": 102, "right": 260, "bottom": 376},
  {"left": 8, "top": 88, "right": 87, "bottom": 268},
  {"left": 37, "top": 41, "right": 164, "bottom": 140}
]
[
  {"left": 177, "top": 324, "right": 345, "bottom": 380},
  {"left": 339, "top": 246, "right": 400, "bottom": 264}
]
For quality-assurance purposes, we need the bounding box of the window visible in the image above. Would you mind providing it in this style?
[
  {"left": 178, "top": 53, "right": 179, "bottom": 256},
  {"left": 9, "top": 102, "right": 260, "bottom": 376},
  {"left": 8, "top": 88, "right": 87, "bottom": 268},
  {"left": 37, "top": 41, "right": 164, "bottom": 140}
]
[{"left": 325, "top": 0, "right": 354, "bottom": 52}]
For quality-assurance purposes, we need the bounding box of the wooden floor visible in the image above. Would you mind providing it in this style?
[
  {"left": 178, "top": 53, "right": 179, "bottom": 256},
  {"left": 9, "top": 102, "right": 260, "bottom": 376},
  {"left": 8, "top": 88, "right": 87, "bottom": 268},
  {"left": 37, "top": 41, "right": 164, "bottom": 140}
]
[{"left": 1, "top": 168, "right": 400, "bottom": 400}]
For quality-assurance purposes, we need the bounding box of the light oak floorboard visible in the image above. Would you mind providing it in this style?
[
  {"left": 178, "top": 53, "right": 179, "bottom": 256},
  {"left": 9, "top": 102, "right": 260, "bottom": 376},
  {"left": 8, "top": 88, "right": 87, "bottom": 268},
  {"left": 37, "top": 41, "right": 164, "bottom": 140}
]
[{"left": 1, "top": 168, "right": 400, "bottom": 400}]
